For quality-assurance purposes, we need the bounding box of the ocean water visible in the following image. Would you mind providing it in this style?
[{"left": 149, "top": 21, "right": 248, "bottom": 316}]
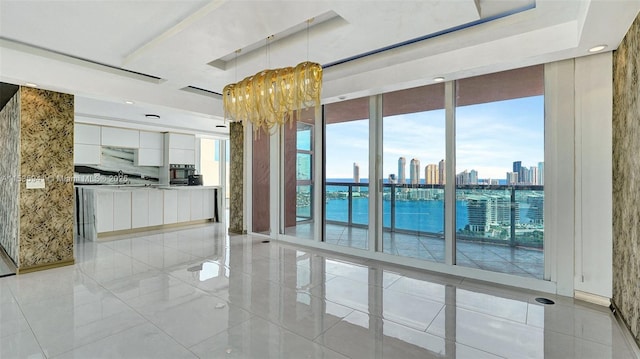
[
  {"left": 321, "top": 182, "right": 540, "bottom": 234},
  {"left": 324, "top": 197, "right": 467, "bottom": 233}
]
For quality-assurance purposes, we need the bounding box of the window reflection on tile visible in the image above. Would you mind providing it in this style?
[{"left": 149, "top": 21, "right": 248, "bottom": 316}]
[{"left": 0, "top": 223, "right": 633, "bottom": 359}]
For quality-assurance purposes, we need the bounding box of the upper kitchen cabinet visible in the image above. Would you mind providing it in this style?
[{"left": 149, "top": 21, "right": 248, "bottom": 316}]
[
  {"left": 168, "top": 133, "right": 195, "bottom": 150},
  {"left": 166, "top": 133, "right": 195, "bottom": 164},
  {"left": 139, "top": 131, "right": 163, "bottom": 149},
  {"left": 136, "top": 131, "right": 164, "bottom": 166},
  {"left": 74, "top": 124, "right": 101, "bottom": 145},
  {"left": 101, "top": 127, "right": 139, "bottom": 148},
  {"left": 74, "top": 124, "right": 101, "bottom": 165}
]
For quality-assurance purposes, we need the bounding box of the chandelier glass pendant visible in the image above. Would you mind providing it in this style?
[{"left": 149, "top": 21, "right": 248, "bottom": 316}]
[{"left": 222, "top": 61, "right": 322, "bottom": 136}]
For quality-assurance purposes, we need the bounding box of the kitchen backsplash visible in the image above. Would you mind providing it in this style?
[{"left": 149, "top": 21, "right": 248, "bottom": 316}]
[{"left": 74, "top": 146, "right": 159, "bottom": 185}]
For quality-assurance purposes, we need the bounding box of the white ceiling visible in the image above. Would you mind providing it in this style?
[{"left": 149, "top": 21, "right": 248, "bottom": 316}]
[{"left": 1, "top": 0, "right": 639, "bottom": 136}]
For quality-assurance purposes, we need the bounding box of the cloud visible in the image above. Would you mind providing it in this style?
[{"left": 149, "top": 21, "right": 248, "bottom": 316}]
[{"left": 323, "top": 96, "right": 544, "bottom": 179}]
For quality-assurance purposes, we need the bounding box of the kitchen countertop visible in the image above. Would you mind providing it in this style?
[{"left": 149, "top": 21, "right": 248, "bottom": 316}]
[{"left": 75, "top": 185, "right": 220, "bottom": 191}]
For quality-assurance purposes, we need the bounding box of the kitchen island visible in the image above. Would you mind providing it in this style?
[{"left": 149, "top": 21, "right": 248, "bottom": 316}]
[{"left": 75, "top": 185, "right": 220, "bottom": 241}]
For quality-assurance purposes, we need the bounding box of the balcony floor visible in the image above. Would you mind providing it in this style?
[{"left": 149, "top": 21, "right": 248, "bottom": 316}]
[{"left": 287, "top": 223, "right": 543, "bottom": 279}]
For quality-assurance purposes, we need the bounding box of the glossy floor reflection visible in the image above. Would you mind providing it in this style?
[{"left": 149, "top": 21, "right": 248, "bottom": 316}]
[
  {"left": 0, "top": 222, "right": 636, "bottom": 358},
  {"left": 321, "top": 223, "right": 543, "bottom": 279}
]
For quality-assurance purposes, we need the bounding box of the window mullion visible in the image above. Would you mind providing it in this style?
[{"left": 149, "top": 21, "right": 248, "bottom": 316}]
[{"left": 444, "top": 80, "right": 456, "bottom": 266}]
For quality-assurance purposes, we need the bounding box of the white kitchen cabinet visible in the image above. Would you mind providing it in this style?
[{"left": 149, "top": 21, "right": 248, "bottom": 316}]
[
  {"left": 168, "top": 149, "right": 195, "bottom": 165},
  {"left": 139, "top": 131, "right": 163, "bottom": 149},
  {"left": 203, "top": 189, "right": 216, "bottom": 220},
  {"left": 101, "top": 127, "right": 140, "bottom": 148},
  {"left": 74, "top": 144, "right": 101, "bottom": 165},
  {"left": 131, "top": 190, "right": 149, "bottom": 229},
  {"left": 169, "top": 133, "right": 195, "bottom": 150},
  {"left": 163, "top": 190, "right": 178, "bottom": 224},
  {"left": 96, "top": 191, "right": 114, "bottom": 233},
  {"left": 74, "top": 124, "right": 101, "bottom": 145},
  {"left": 190, "top": 190, "right": 204, "bottom": 220},
  {"left": 177, "top": 190, "right": 191, "bottom": 222},
  {"left": 135, "top": 149, "right": 163, "bottom": 166},
  {"left": 148, "top": 190, "right": 164, "bottom": 226},
  {"left": 113, "top": 191, "right": 132, "bottom": 230}
]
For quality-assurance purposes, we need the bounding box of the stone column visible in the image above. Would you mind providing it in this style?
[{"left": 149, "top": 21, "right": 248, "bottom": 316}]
[
  {"left": 228, "top": 122, "right": 245, "bottom": 234},
  {"left": 613, "top": 12, "right": 640, "bottom": 346},
  {"left": 0, "top": 85, "right": 75, "bottom": 272}
]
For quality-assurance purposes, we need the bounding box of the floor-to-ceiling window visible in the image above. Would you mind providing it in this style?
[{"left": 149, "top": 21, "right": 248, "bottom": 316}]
[
  {"left": 282, "top": 108, "right": 316, "bottom": 240},
  {"left": 454, "top": 65, "right": 545, "bottom": 278},
  {"left": 265, "top": 64, "right": 545, "bottom": 281},
  {"left": 381, "top": 83, "right": 446, "bottom": 262},
  {"left": 323, "top": 97, "right": 370, "bottom": 249}
]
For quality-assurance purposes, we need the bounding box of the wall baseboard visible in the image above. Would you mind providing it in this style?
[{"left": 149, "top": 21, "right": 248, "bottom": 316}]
[
  {"left": 574, "top": 290, "right": 611, "bottom": 306},
  {"left": 96, "top": 219, "right": 214, "bottom": 240},
  {"left": 17, "top": 258, "right": 74, "bottom": 274},
  {"left": 228, "top": 228, "right": 247, "bottom": 234}
]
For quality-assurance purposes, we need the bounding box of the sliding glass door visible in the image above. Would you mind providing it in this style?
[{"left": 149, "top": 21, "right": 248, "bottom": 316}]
[
  {"left": 454, "top": 66, "right": 545, "bottom": 278},
  {"left": 381, "top": 83, "right": 446, "bottom": 262},
  {"left": 282, "top": 108, "right": 316, "bottom": 240},
  {"left": 323, "top": 97, "right": 370, "bottom": 249},
  {"left": 269, "top": 64, "right": 546, "bottom": 280}
]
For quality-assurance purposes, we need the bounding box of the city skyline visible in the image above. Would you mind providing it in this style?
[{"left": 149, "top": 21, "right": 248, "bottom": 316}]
[{"left": 325, "top": 95, "right": 544, "bottom": 179}]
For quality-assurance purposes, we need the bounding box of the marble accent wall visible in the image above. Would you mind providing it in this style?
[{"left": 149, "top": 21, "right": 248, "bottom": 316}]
[
  {"left": 19, "top": 87, "right": 74, "bottom": 268},
  {"left": 228, "top": 122, "right": 244, "bottom": 233},
  {"left": 612, "top": 12, "right": 640, "bottom": 345},
  {"left": 0, "top": 91, "right": 20, "bottom": 264}
]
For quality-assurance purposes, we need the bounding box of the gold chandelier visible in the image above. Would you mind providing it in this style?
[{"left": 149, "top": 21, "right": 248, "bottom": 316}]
[{"left": 222, "top": 61, "right": 322, "bottom": 135}]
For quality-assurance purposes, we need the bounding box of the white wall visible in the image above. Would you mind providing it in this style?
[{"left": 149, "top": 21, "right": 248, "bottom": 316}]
[
  {"left": 573, "top": 52, "right": 613, "bottom": 299},
  {"left": 545, "top": 59, "right": 576, "bottom": 297},
  {"left": 541, "top": 53, "right": 613, "bottom": 300}
]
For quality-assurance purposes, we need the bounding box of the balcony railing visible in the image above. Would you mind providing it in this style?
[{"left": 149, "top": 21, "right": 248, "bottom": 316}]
[{"left": 324, "top": 182, "right": 544, "bottom": 249}]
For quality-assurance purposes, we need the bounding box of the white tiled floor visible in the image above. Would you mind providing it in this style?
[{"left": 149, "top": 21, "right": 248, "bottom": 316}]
[{"left": 0, "top": 222, "right": 637, "bottom": 358}]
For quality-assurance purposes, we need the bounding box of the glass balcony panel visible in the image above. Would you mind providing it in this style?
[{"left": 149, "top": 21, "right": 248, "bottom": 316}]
[{"left": 455, "top": 65, "right": 544, "bottom": 278}]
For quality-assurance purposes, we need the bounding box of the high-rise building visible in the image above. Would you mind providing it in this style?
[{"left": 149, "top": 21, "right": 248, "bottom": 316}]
[
  {"left": 507, "top": 171, "right": 518, "bottom": 184},
  {"left": 410, "top": 158, "right": 420, "bottom": 185},
  {"left": 467, "top": 195, "right": 491, "bottom": 233},
  {"left": 513, "top": 161, "right": 522, "bottom": 175},
  {"left": 513, "top": 161, "right": 523, "bottom": 183},
  {"left": 456, "top": 170, "right": 470, "bottom": 185},
  {"left": 470, "top": 169, "right": 478, "bottom": 184},
  {"left": 438, "top": 159, "right": 445, "bottom": 185},
  {"left": 527, "top": 194, "right": 544, "bottom": 224},
  {"left": 521, "top": 167, "right": 530, "bottom": 184},
  {"left": 467, "top": 195, "right": 520, "bottom": 234},
  {"left": 425, "top": 164, "right": 439, "bottom": 185},
  {"left": 398, "top": 157, "right": 406, "bottom": 184},
  {"left": 491, "top": 195, "right": 520, "bottom": 225},
  {"left": 353, "top": 162, "right": 360, "bottom": 183},
  {"left": 538, "top": 162, "right": 544, "bottom": 185},
  {"left": 529, "top": 166, "right": 538, "bottom": 185}
]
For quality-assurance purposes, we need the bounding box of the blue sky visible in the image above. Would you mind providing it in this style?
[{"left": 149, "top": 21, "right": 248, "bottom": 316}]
[{"left": 325, "top": 96, "right": 544, "bottom": 180}]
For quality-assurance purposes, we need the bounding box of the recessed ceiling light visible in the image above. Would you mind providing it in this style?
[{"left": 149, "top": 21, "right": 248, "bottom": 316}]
[
  {"left": 124, "top": 100, "right": 135, "bottom": 105},
  {"left": 588, "top": 45, "right": 607, "bottom": 53},
  {"left": 216, "top": 125, "right": 227, "bottom": 128},
  {"left": 25, "top": 82, "right": 38, "bottom": 87},
  {"left": 145, "top": 114, "right": 160, "bottom": 119},
  {"left": 433, "top": 77, "right": 445, "bottom": 82}
]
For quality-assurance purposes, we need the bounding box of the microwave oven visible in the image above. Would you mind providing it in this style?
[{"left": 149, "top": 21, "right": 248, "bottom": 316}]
[{"left": 169, "top": 164, "right": 195, "bottom": 185}]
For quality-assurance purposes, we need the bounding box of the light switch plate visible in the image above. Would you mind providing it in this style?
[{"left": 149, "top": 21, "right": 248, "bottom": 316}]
[{"left": 26, "top": 178, "right": 45, "bottom": 189}]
